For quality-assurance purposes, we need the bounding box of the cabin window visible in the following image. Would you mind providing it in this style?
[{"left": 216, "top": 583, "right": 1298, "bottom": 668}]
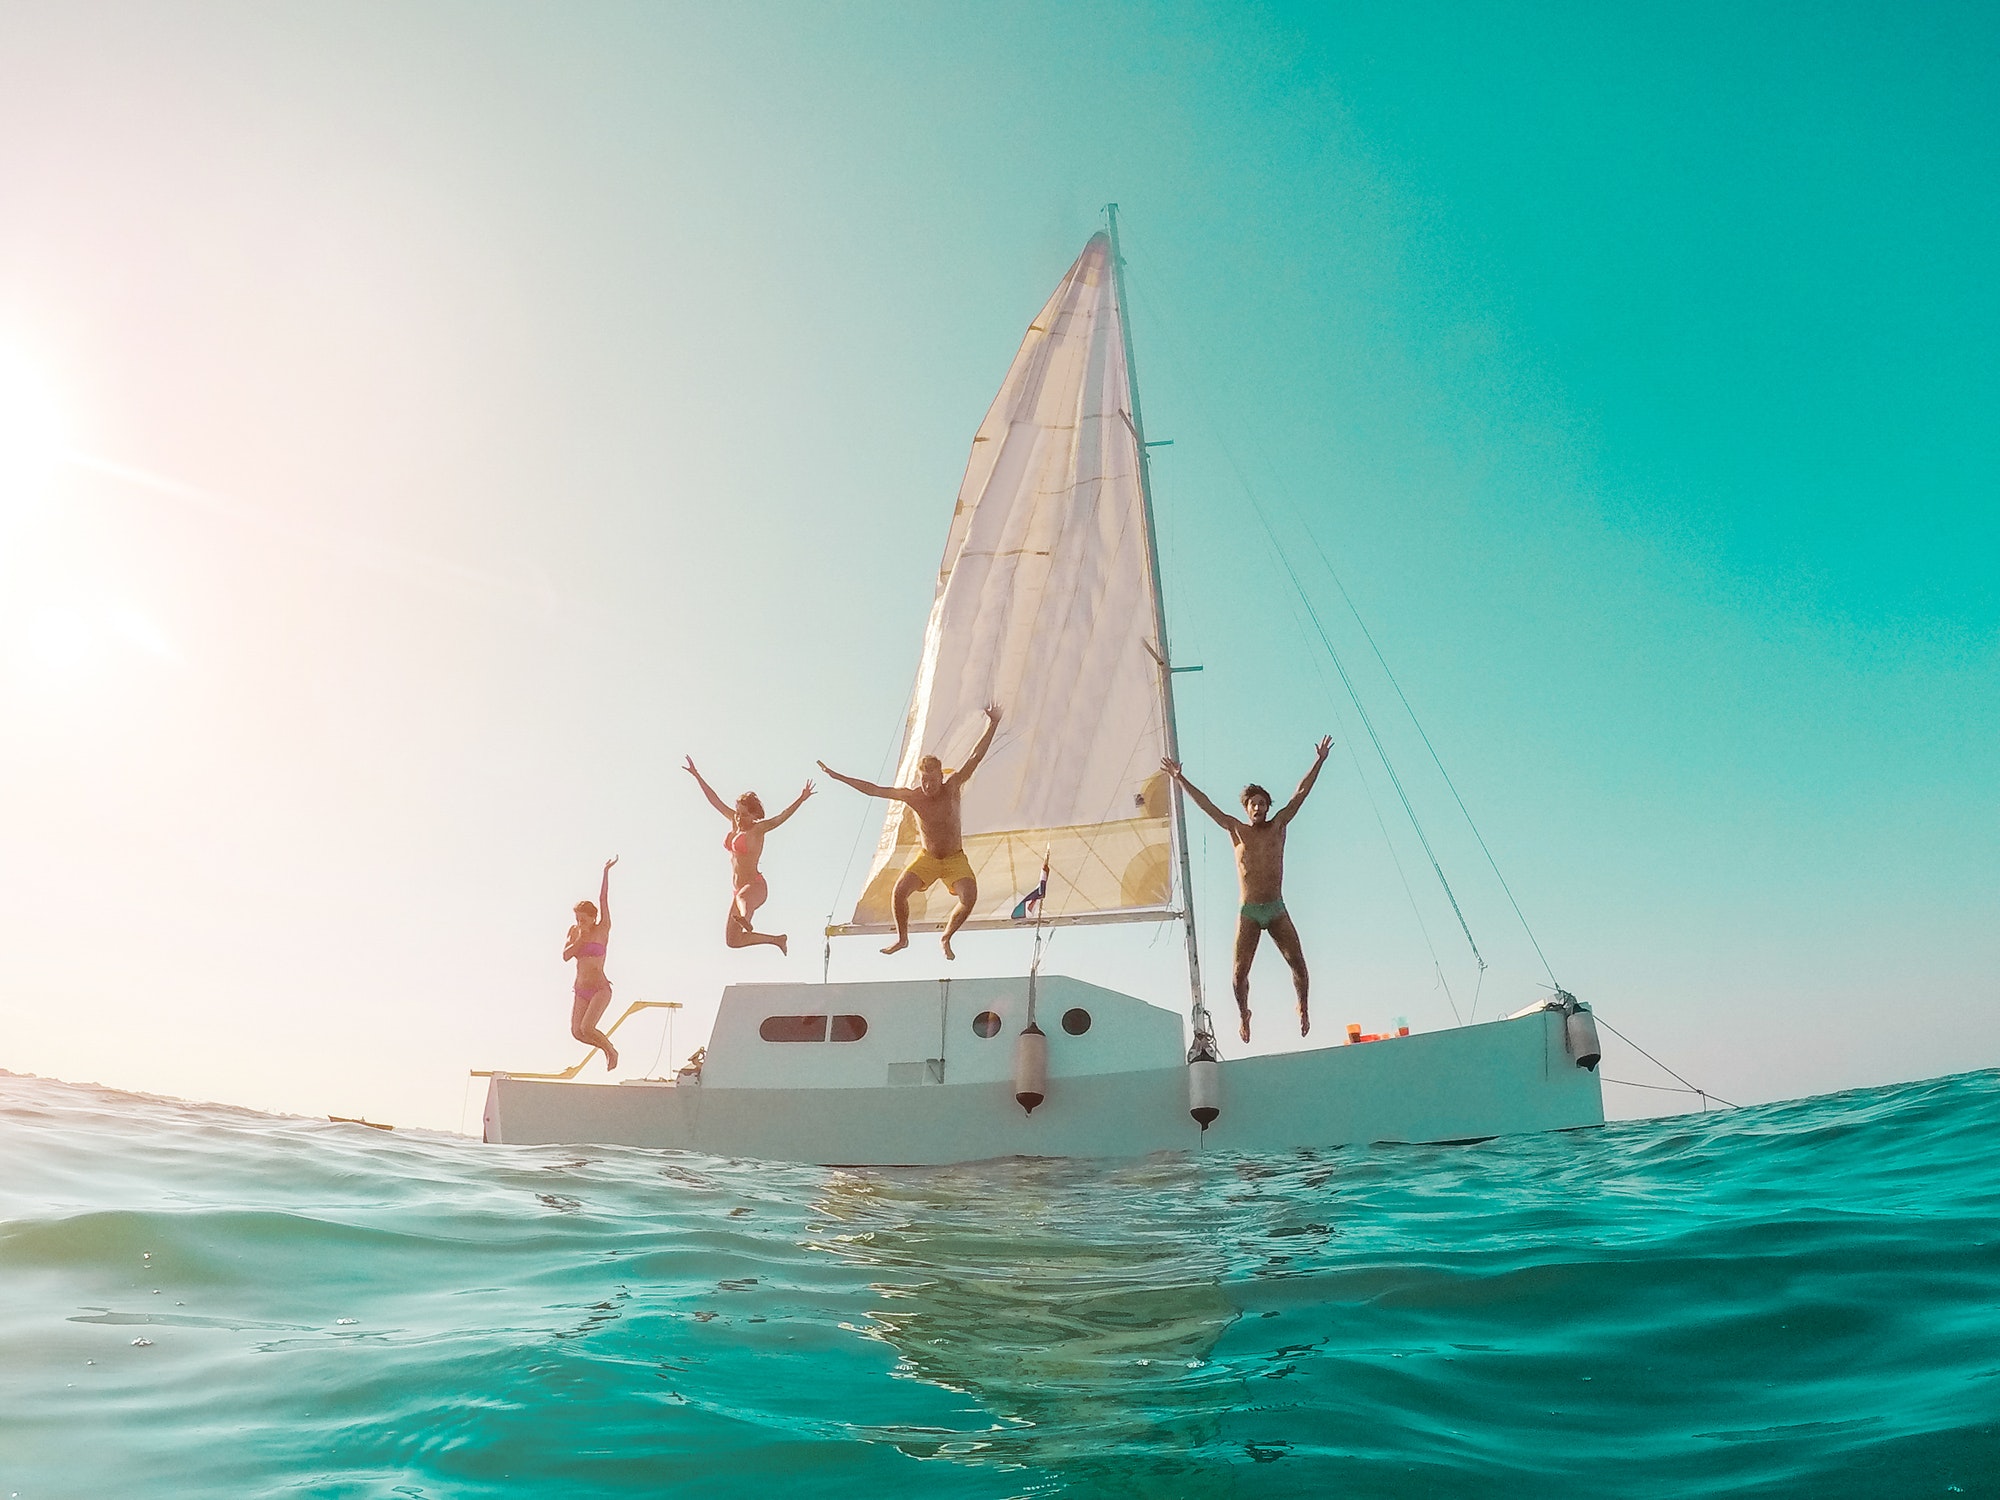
[
  {"left": 971, "top": 1010, "right": 1002, "bottom": 1039},
  {"left": 758, "top": 1014, "right": 866, "bottom": 1043},
  {"left": 759, "top": 1015, "right": 828, "bottom": 1043},
  {"left": 1061, "top": 1007, "right": 1092, "bottom": 1036}
]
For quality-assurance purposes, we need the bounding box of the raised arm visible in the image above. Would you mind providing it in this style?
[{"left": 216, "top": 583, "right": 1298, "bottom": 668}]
[
  {"left": 946, "top": 706, "right": 1003, "bottom": 789},
  {"left": 598, "top": 857, "right": 616, "bottom": 924},
  {"left": 1162, "top": 757, "right": 1237, "bottom": 831},
  {"left": 682, "top": 756, "right": 733, "bottom": 819},
  {"left": 1274, "top": 737, "right": 1334, "bottom": 826},
  {"left": 756, "top": 779, "right": 816, "bottom": 834},
  {"left": 816, "top": 760, "right": 909, "bottom": 802}
]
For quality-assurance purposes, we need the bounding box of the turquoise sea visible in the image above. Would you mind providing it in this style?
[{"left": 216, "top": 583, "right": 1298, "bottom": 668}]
[{"left": 2, "top": 1068, "right": 1996, "bottom": 1498}]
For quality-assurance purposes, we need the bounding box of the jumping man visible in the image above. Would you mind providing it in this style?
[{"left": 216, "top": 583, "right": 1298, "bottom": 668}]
[
  {"left": 818, "top": 705, "right": 1002, "bottom": 961},
  {"left": 1162, "top": 736, "right": 1332, "bottom": 1043}
]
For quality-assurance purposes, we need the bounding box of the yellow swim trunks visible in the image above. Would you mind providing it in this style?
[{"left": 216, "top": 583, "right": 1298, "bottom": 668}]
[{"left": 905, "top": 848, "right": 976, "bottom": 890}]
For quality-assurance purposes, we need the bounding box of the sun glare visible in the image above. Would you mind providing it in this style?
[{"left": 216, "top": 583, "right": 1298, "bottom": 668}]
[
  {"left": 0, "top": 345, "right": 71, "bottom": 513},
  {"left": 16, "top": 599, "right": 178, "bottom": 682},
  {"left": 26, "top": 603, "right": 96, "bottom": 675}
]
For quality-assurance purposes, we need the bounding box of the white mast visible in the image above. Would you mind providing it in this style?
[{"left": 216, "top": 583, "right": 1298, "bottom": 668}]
[{"left": 1104, "top": 203, "right": 1207, "bottom": 1026}]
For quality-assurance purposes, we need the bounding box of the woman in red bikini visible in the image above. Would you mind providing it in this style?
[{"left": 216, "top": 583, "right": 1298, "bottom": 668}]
[
  {"left": 564, "top": 857, "right": 620, "bottom": 1070},
  {"left": 684, "top": 757, "right": 814, "bottom": 953}
]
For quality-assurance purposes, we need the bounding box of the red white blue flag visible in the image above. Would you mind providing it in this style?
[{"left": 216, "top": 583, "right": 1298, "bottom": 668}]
[{"left": 1012, "top": 857, "right": 1049, "bottom": 921}]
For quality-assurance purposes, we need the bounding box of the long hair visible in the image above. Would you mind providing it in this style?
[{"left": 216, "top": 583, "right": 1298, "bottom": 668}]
[{"left": 736, "top": 792, "right": 765, "bottom": 821}]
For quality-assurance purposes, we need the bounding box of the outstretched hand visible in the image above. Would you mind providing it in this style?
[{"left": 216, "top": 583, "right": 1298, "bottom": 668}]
[
  {"left": 984, "top": 703, "right": 1003, "bottom": 724},
  {"left": 1161, "top": 756, "right": 1183, "bottom": 779},
  {"left": 604, "top": 856, "right": 619, "bottom": 870},
  {"left": 800, "top": 779, "right": 816, "bottom": 799},
  {"left": 815, "top": 759, "right": 832, "bottom": 775},
  {"left": 682, "top": 755, "right": 700, "bottom": 777},
  {"left": 1314, "top": 736, "right": 1333, "bottom": 760}
]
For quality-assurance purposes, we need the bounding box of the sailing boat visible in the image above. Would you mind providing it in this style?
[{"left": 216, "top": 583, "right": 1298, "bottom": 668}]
[{"left": 478, "top": 214, "right": 1604, "bottom": 1163}]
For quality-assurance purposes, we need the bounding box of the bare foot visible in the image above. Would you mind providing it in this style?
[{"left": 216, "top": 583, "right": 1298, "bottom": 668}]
[
  {"left": 1299, "top": 1004, "right": 1310, "bottom": 1037},
  {"left": 776, "top": 934, "right": 789, "bottom": 956},
  {"left": 940, "top": 934, "right": 956, "bottom": 961},
  {"left": 604, "top": 1045, "right": 619, "bottom": 1072},
  {"left": 881, "top": 937, "right": 908, "bottom": 955},
  {"left": 1238, "top": 1011, "right": 1252, "bottom": 1044}
]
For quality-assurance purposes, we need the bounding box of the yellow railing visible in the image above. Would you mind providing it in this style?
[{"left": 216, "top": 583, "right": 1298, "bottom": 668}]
[{"left": 469, "top": 1000, "right": 683, "bottom": 1082}]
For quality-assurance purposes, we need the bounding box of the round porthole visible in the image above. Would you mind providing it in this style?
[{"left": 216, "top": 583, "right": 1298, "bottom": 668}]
[
  {"left": 971, "top": 1010, "right": 1002, "bottom": 1038},
  {"left": 1061, "top": 1007, "right": 1092, "bottom": 1036}
]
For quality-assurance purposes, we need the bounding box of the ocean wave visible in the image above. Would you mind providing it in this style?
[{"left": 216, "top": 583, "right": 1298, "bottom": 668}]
[{"left": 2, "top": 1068, "right": 1997, "bottom": 1497}]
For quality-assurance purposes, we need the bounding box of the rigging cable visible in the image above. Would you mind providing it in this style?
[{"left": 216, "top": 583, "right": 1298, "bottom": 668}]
[
  {"left": 645, "top": 1005, "right": 673, "bottom": 1079},
  {"left": 1289, "top": 519, "right": 1562, "bottom": 993},
  {"left": 1594, "top": 1013, "right": 1739, "bottom": 1109},
  {"left": 1601, "top": 1077, "right": 1723, "bottom": 1112},
  {"left": 1282, "top": 581, "right": 1467, "bottom": 1025},
  {"left": 1124, "top": 275, "right": 1488, "bottom": 979},
  {"left": 1118, "top": 229, "right": 1597, "bottom": 1021}
]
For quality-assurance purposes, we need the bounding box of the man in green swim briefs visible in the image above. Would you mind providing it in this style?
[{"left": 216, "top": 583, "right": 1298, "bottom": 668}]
[{"left": 1163, "top": 736, "right": 1332, "bottom": 1044}]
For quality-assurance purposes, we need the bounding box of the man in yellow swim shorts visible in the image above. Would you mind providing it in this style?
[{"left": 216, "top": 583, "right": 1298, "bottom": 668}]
[{"left": 818, "top": 705, "right": 1002, "bottom": 960}]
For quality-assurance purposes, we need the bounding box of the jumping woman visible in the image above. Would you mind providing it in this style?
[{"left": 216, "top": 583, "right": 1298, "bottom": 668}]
[
  {"left": 564, "top": 857, "right": 620, "bottom": 1070},
  {"left": 684, "top": 756, "right": 814, "bottom": 953}
]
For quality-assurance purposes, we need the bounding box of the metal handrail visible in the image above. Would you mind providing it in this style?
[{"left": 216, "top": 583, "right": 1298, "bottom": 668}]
[
  {"left": 469, "top": 1000, "right": 682, "bottom": 1082},
  {"left": 827, "top": 908, "right": 1181, "bottom": 939}
]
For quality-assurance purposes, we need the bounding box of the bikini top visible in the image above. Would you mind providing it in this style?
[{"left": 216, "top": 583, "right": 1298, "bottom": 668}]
[
  {"left": 724, "top": 830, "right": 751, "bottom": 855},
  {"left": 574, "top": 941, "right": 607, "bottom": 958}
]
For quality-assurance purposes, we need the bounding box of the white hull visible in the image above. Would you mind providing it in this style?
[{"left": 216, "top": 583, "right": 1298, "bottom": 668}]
[{"left": 481, "top": 977, "right": 1603, "bottom": 1165}]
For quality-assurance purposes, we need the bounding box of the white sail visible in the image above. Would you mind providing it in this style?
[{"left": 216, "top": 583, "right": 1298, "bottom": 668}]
[{"left": 848, "top": 233, "right": 1176, "bottom": 929}]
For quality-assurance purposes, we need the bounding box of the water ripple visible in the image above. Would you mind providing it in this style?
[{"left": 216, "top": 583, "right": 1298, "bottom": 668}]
[{"left": 2, "top": 1069, "right": 1997, "bottom": 1496}]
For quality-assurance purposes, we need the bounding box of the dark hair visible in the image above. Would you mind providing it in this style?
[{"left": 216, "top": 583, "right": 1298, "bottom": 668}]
[
  {"left": 1241, "top": 784, "right": 1271, "bottom": 806},
  {"left": 736, "top": 792, "right": 765, "bottom": 820}
]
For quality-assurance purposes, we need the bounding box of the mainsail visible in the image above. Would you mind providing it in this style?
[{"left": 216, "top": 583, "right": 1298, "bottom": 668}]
[{"left": 844, "top": 233, "right": 1181, "bottom": 931}]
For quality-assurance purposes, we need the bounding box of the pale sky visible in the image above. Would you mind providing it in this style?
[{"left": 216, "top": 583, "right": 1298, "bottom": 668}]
[{"left": 2, "top": 2, "right": 1994, "bottom": 1131}]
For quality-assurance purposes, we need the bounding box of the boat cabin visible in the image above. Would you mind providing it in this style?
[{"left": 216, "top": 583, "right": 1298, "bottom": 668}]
[{"left": 697, "top": 976, "right": 1184, "bottom": 1091}]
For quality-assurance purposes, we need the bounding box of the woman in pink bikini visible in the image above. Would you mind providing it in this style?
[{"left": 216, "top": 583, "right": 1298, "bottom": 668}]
[
  {"left": 564, "top": 857, "right": 620, "bottom": 1070},
  {"left": 684, "top": 756, "right": 813, "bottom": 953}
]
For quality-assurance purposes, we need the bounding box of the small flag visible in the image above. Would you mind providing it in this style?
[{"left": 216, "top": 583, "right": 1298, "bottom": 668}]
[{"left": 1012, "top": 858, "right": 1049, "bottom": 921}]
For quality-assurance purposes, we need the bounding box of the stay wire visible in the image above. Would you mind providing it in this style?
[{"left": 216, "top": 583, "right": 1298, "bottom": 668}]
[
  {"left": 646, "top": 1007, "right": 672, "bottom": 1078},
  {"left": 1124, "top": 253, "right": 1469, "bottom": 1027},
  {"left": 1290, "top": 520, "right": 1562, "bottom": 992},
  {"left": 1121, "top": 226, "right": 1579, "bottom": 997},
  {"left": 1166, "top": 365, "right": 1487, "bottom": 977},
  {"left": 1283, "top": 581, "right": 1465, "bottom": 1025},
  {"left": 1602, "top": 1076, "right": 1712, "bottom": 1097},
  {"left": 1595, "top": 1014, "right": 1739, "bottom": 1109}
]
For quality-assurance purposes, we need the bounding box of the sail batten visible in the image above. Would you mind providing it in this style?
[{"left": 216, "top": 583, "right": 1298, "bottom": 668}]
[{"left": 844, "top": 234, "right": 1175, "bottom": 932}]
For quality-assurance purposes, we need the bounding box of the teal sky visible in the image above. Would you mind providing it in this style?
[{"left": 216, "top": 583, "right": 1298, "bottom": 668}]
[{"left": 1, "top": 2, "right": 1993, "bottom": 1129}]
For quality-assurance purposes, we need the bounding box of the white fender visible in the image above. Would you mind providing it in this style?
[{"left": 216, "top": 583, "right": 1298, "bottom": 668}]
[
  {"left": 1188, "top": 1058, "right": 1221, "bottom": 1129},
  {"left": 1014, "top": 1023, "right": 1049, "bottom": 1113},
  {"left": 1565, "top": 1006, "right": 1602, "bottom": 1071}
]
